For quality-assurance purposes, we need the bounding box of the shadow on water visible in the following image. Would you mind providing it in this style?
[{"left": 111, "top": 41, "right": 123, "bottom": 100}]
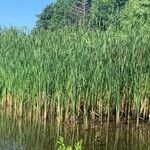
[{"left": 0, "top": 116, "right": 150, "bottom": 150}]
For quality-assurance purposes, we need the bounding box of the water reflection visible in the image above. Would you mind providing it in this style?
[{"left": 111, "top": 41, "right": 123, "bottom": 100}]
[{"left": 0, "top": 116, "right": 149, "bottom": 150}]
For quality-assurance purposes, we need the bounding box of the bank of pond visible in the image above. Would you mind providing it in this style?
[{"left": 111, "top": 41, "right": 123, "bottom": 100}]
[{"left": 0, "top": 26, "right": 150, "bottom": 150}]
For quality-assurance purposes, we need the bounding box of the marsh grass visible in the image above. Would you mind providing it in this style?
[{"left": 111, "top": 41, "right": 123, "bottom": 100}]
[{"left": 0, "top": 26, "right": 150, "bottom": 126}]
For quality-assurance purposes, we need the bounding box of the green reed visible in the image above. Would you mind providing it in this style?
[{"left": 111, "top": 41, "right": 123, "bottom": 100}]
[{"left": 0, "top": 26, "right": 150, "bottom": 126}]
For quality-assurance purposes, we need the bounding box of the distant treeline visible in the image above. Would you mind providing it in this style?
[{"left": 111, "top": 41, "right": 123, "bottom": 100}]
[{"left": 35, "top": 0, "right": 150, "bottom": 31}]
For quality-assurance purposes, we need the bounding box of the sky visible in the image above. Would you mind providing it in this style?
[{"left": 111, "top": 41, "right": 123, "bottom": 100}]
[{"left": 0, "top": 0, "right": 54, "bottom": 30}]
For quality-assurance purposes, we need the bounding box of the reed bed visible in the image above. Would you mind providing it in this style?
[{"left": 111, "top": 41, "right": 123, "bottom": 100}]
[{"left": 0, "top": 26, "right": 150, "bottom": 126}]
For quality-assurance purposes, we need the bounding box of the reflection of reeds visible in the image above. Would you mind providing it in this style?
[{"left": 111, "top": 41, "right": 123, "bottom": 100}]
[
  {"left": 0, "top": 26, "right": 150, "bottom": 126},
  {"left": 0, "top": 116, "right": 150, "bottom": 150}
]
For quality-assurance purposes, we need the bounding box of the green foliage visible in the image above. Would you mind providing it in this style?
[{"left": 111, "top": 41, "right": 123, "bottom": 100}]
[
  {"left": 0, "top": 26, "right": 150, "bottom": 124},
  {"left": 48, "top": 0, "right": 71, "bottom": 29},
  {"left": 36, "top": 4, "right": 54, "bottom": 30},
  {"left": 36, "top": 0, "right": 72, "bottom": 30},
  {"left": 35, "top": 0, "right": 150, "bottom": 31},
  {"left": 120, "top": 0, "right": 150, "bottom": 29},
  {"left": 35, "top": 0, "right": 129, "bottom": 30},
  {"left": 58, "top": 137, "right": 82, "bottom": 150},
  {"left": 90, "top": 0, "right": 114, "bottom": 29}
]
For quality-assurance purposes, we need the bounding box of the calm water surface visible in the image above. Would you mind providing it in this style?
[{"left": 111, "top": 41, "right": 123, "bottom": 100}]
[{"left": 0, "top": 116, "right": 150, "bottom": 150}]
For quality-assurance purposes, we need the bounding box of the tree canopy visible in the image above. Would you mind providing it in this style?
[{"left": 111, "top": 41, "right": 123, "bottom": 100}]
[{"left": 35, "top": 0, "right": 150, "bottom": 31}]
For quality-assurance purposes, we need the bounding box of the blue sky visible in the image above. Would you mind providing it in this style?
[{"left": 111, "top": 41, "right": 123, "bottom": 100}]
[{"left": 0, "top": 0, "right": 54, "bottom": 30}]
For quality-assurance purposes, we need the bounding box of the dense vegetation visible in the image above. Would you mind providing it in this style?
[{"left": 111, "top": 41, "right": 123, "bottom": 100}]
[
  {"left": 35, "top": 0, "right": 150, "bottom": 30},
  {"left": 0, "top": 0, "right": 150, "bottom": 126}
]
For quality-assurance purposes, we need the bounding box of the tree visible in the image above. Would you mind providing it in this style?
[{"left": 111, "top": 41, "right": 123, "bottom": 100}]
[
  {"left": 114, "top": 0, "right": 128, "bottom": 10},
  {"left": 36, "top": 0, "right": 92, "bottom": 29},
  {"left": 35, "top": 0, "right": 129, "bottom": 30},
  {"left": 120, "top": 0, "right": 150, "bottom": 29},
  {"left": 36, "top": 4, "right": 55, "bottom": 30},
  {"left": 67, "top": 0, "right": 91, "bottom": 25},
  {"left": 90, "top": 0, "right": 116, "bottom": 29},
  {"left": 36, "top": 0, "right": 72, "bottom": 30}
]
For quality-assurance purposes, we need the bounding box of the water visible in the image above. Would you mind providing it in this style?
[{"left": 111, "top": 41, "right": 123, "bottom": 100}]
[{"left": 0, "top": 116, "right": 150, "bottom": 150}]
